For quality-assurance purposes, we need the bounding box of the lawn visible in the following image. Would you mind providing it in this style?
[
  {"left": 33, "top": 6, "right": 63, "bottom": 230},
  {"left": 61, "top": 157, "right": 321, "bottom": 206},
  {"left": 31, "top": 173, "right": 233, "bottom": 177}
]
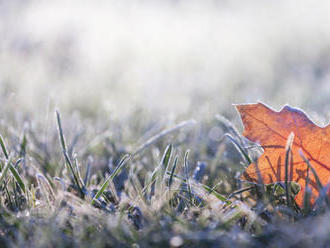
[{"left": 0, "top": 1, "right": 330, "bottom": 247}]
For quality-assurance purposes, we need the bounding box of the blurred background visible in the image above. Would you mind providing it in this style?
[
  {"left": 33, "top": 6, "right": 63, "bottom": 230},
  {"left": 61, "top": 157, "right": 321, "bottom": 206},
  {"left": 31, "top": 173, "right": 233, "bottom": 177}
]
[{"left": 1, "top": 0, "right": 330, "bottom": 125}]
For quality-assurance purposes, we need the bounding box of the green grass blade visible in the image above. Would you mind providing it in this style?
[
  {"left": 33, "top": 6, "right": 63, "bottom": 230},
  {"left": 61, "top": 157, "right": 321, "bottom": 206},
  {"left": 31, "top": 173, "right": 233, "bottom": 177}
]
[
  {"left": 225, "top": 134, "right": 252, "bottom": 165},
  {"left": 10, "top": 159, "right": 26, "bottom": 193},
  {"left": 0, "top": 135, "right": 9, "bottom": 159},
  {"left": 91, "top": 154, "right": 130, "bottom": 205},
  {"left": 160, "top": 144, "right": 172, "bottom": 180},
  {"left": 166, "top": 171, "right": 230, "bottom": 204},
  {"left": 284, "top": 132, "right": 294, "bottom": 207},
  {"left": 155, "top": 144, "right": 173, "bottom": 194},
  {"left": 299, "top": 149, "right": 328, "bottom": 207},
  {"left": 19, "top": 129, "right": 27, "bottom": 157},
  {"left": 84, "top": 156, "right": 92, "bottom": 187},
  {"left": 0, "top": 157, "right": 12, "bottom": 187},
  {"left": 227, "top": 186, "right": 255, "bottom": 200},
  {"left": 64, "top": 148, "right": 83, "bottom": 195},
  {"left": 303, "top": 164, "right": 311, "bottom": 214},
  {"left": 299, "top": 150, "right": 323, "bottom": 190},
  {"left": 202, "top": 184, "right": 231, "bottom": 205},
  {"left": 184, "top": 150, "right": 192, "bottom": 205},
  {"left": 0, "top": 136, "right": 26, "bottom": 193},
  {"left": 168, "top": 155, "right": 178, "bottom": 189},
  {"left": 56, "top": 110, "right": 84, "bottom": 197},
  {"left": 73, "top": 156, "right": 85, "bottom": 188},
  {"left": 56, "top": 110, "right": 68, "bottom": 152}
]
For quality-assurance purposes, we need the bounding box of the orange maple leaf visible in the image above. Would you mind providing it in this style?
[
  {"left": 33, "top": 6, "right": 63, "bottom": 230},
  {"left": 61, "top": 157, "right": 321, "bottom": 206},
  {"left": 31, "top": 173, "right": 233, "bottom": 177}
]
[{"left": 236, "top": 102, "right": 330, "bottom": 208}]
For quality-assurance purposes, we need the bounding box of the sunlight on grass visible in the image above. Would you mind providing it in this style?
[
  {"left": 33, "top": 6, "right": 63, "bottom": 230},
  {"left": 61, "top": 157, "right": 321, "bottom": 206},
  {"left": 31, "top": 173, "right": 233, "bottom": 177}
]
[{"left": 0, "top": 0, "right": 329, "bottom": 247}]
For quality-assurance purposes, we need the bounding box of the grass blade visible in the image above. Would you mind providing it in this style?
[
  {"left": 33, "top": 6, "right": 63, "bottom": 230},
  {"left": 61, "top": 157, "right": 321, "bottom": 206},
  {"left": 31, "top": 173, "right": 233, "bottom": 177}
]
[
  {"left": 299, "top": 150, "right": 324, "bottom": 190},
  {"left": 184, "top": 150, "right": 192, "bottom": 205},
  {"left": 133, "top": 120, "right": 196, "bottom": 156},
  {"left": 160, "top": 144, "right": 172, "bottom": 180},
  {"left": 91, "top": 154, "right": 130, "bottom": 205},
  {"left": 284, "top": 132, "right": 294, "bottom": 207},
  {"left": 84, "top": 156, "right": 93, "bottom": 187},
  {"left": 56, "top": 110, "right": 84, "bottom": 197},
  {"left": 0, "top": 156, "right": 12, "bottom": 187},
  {"left": 19, "top": 128, "right": 28, "bottom": 158},
  {"left": 168, "top": 155, "right": 178, "bottom": 189},
  {"left": 225, "top": 134, "right": 252, "bottom": 165},
  {"left": 166, "top": 171, "right": 230, "bottom": 204},
  {"left": 202, "top": 184, "right": 231, "bottom": 205},
  {"left": 299, "top": 149, "right": 328, "bottom": 207},
  {"left": 56, "top": 110, "right": 68, "bottom": 152},
  {"left": 0, "top": 135, "right": 9, "bottom": 159},
  {"left": 10, "top": 159, "right": 26, "bottom": 193},
  {"left": 0, "top": 136, "right": 26, "bottom": 193},
  {"left": 216, "top": 114, "right": 244, "bottom": 146},
  {"left": 155, "top": 144, "right": 173, "bottom": 195}
]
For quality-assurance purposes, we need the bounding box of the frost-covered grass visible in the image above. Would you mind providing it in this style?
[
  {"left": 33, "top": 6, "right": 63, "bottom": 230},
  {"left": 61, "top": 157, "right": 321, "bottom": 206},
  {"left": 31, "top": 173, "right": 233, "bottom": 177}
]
[
  {"left": 1, "top": 1, "right": 330, "bottom": 247},
  {"left": 0, "top": 108, "right": 329, "bottom": 248}
]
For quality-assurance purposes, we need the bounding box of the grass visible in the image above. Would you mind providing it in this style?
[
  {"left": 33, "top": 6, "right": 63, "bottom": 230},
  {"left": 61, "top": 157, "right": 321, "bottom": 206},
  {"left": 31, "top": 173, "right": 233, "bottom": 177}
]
[{"left": 0, "top": 109, "right": 328, "bottom": 248}]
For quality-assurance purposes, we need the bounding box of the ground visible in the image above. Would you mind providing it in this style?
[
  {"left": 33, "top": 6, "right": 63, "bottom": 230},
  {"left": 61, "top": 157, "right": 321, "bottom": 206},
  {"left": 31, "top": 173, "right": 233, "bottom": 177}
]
[{"left": 0, "top": 1, "right": 330, "bottom": 247}]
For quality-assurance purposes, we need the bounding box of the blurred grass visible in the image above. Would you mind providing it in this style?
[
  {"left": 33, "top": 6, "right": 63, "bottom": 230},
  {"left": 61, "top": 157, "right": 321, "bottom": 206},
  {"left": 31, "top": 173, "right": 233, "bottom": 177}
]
[
  {"left": 2, "top": 1, "right": 330, "bottom": 121},
  {"left": 0, "top": 0, "right": 330, "bottom": 247}
]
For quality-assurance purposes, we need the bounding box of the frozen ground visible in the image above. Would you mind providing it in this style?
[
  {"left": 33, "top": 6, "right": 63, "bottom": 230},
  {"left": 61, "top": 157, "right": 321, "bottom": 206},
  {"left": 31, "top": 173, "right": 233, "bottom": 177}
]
[{"left": 0, "top": 1, "right": 330, "bottom": 247}]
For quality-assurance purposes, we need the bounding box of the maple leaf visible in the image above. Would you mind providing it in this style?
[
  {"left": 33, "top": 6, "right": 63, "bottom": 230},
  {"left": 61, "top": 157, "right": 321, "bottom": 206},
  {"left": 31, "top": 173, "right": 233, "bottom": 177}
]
[{"left": 236, "top": 102, "right": 330, "bottom": 208}]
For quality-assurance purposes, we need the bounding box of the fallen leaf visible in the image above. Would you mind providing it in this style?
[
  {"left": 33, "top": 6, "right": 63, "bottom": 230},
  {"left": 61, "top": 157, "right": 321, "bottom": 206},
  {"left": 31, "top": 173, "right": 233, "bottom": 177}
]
[{"left": 236, "top": 102, "right": 330, "bottom": 208}]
